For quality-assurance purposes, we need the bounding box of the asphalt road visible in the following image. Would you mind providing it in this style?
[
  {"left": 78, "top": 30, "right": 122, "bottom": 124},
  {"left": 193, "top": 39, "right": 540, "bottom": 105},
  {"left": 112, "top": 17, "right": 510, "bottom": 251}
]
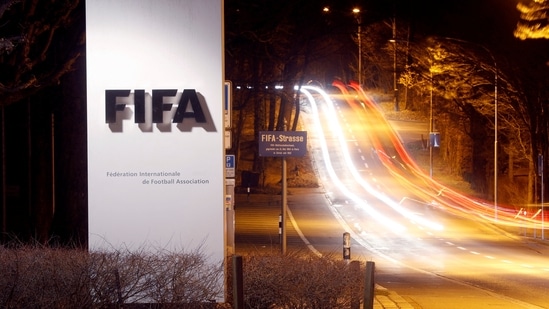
[{"left": 242, "top": 86, "right": 549, "bottom": 309}]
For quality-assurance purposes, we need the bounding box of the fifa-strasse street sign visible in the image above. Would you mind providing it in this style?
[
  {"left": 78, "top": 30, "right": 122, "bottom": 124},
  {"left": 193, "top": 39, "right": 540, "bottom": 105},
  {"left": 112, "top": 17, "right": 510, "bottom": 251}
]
[{"left": 259, "top": 131, "right": 307, "bottom": 157}]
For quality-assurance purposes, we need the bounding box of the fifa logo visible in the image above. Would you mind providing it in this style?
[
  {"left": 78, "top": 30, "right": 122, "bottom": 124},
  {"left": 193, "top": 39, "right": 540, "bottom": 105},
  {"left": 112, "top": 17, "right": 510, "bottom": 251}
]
[{"left": 105, "top": 89, "right": 216, "bottom": 132}]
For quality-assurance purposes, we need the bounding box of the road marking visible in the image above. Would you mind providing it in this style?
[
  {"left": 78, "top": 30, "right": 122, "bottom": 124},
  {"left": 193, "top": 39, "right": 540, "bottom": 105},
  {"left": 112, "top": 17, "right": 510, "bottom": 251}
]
[{"left": 286, "top": 206, "right": 322, "bottom": 257}]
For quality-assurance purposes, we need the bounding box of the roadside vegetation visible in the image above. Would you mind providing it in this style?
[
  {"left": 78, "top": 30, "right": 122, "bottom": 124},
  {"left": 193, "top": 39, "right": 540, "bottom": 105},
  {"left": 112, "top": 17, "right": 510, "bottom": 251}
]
[
  {"left": 240, "top": 251, "right": 365, "bottom": 308},
  {"left": 0, "top": 243, "right": 369, "bottom": 309},
  {"left": 0, "top": 244, "right": 223, "bottom": 308}
]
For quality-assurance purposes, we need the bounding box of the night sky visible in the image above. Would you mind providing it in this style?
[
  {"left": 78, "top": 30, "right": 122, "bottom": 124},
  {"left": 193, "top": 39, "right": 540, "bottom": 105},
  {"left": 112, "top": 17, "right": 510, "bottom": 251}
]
[
  {"left": 350, "top": 0, "right": 520, "bottom": 43},
  {"left": 323, "top": 0, "right": 549, "bottom": 66}
]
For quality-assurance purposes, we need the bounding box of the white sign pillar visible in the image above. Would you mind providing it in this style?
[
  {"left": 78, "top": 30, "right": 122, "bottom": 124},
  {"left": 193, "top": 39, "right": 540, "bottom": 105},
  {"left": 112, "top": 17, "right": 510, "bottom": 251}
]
[{"left": 86, "top": 0, "right": 225, "bottom": 265}]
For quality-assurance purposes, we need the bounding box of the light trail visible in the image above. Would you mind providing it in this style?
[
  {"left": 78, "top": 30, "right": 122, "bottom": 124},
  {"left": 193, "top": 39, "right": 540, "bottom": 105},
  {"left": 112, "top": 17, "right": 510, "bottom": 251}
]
[
  {"left": 302, "top": 85, "right": 444, "bottom": 231},
  {"left": 331, "top": 80, "right": 546, "bottom": 231},
  {"left": 299, "top": 87, "right": 406, "bottom": 233},
  {"left": 297, "top": 82, "right": 549, "bottom": 308}
]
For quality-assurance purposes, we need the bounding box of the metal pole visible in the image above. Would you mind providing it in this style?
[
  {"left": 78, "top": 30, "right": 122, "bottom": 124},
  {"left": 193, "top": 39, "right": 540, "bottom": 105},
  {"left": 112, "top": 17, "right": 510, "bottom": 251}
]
[
  {"left": 350, "top": 261, "right": 360, "bottom": 309},
  {"left": 363, "top": 261, "right": 375, "bottom": 309},
  {"left": 429, "top": 70, "right": 433, "bottom": 179},
  {"left": 353, "top": 8, "right": 361, "bottom": 86},
  {"left": 541, "top": 154, "right": 544, "bottom": 240},
  {"left": 494, "top": 58, "right": 498, "bottom": 221},
  {"left": 232, "top": 255, "right": 244, "bottom": 309},
  {"left": 1, "top": 106, "right": 5, "bottom": 243},
  {"left": 281, "top": 156, "right": 287, "bottom": 254},
  {"left": 392, "top": 17, "right": 398, "bottom": 111},
  {"left": 358, "top": 23, "right": 362, "bottom": 86}
]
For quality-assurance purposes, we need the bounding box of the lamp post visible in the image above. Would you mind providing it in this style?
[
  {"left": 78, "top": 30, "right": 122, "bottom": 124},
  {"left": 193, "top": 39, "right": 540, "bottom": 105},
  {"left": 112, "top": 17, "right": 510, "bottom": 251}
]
[
  {"left": 323, "top": 6, "right": 362, "bottom": 86},
  {"left": 439, "top": 37, "right": 498, "bottom": 220},
  {"left": 391, "top": 18, "right": 398, "bottom": 111},
  {"left": 494, "top": 60, "right": 498, "bottom": 222},
  {"left": 425, "top": 46, "right": 438, "bottom": 179},
  {"left": 429, "top": 69, "right": 434, "bottom": 178},
  {"left": 353, "top": 8, "right": 361, "bottom": 86},
  {"left": 389, "top": 36, "right": 398, "bottom": 112}
]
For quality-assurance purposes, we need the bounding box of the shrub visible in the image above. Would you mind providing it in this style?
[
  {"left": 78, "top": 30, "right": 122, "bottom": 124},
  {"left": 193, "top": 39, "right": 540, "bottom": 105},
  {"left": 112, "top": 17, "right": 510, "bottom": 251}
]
[
  {"left": 0, "top": 245, "right": 365, "bottom": 308},
  {"left": 88, "top": 246, "right": 223, "bottom": 307},
  {"left": 0, "top": 244, "right": 223, "bottom": 308},
  {"left": 0, "top": 246, "right": 92, "bottom": 308},
  {"left": 241, "top": 252, "right": 364, "bottom": 309}
]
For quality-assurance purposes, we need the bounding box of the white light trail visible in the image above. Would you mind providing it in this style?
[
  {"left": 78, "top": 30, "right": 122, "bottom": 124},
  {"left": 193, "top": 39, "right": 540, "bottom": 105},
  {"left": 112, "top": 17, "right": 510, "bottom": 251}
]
[
  {"left": 302, "top": 85, "right": 443, "bottom": 231},
  {"left": 300, "top": 87, "right": 406, "bottom": 232}
]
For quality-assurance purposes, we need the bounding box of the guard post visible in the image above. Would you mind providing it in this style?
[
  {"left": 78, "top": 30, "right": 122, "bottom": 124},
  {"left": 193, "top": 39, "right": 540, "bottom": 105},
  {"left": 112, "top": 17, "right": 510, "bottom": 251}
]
[{"left": 343, "top": 232, "right": 351, "bottom": 261}]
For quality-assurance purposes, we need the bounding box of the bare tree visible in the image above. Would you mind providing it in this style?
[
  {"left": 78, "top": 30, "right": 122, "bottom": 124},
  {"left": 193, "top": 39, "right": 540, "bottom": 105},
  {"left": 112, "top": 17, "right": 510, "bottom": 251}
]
[
  {"left": 513, "top": 0, "right": 549, "bottom": 206},
  {"left": 400, "top": 37, "right": 533, "bottom": 202},
  {"left": 0, "top": 0, "right": 83, "bottom": 106},
  {"left": 225, "top": 1, "right": 353, "bottom": 183},
  {"left": 0, "top": 0, "right": 84, "bottom": 243}
]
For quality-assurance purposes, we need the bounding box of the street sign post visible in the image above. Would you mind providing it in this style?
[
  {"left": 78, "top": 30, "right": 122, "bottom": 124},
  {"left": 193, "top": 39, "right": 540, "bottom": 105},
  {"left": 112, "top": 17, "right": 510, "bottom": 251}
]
[{"left": 258, "top": 131, "right": 307, "bottom": 254}]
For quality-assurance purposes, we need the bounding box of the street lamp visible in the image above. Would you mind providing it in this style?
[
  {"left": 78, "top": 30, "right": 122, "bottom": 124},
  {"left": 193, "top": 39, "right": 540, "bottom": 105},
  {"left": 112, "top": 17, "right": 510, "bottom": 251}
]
[
  {"left": 429, "top": 69, "right": 434, "bottom": 179},
  {"left": 391, "top": 18, "right": 398, "bottom": 111},
  {"left": 323, "top": 6, "right": 362, "bottom": 86},
  {"left": 494, "top": 60, "right": 498, "bottom": 222},
  {"left": 352, "top": 8, "right": 361, "bottom": 86},
  {"left": 425, "top": 46, "right": 439, "bottom": 179}
]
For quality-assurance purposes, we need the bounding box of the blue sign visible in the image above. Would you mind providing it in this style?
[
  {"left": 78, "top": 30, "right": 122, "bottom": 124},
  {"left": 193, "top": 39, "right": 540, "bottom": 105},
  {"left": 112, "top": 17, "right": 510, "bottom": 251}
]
[
  {"left": 226, "top": 155, "right": 235, "bottom": 168},
  {"left": 258, "top": 131, "right": 307, "bottom": 157},
  {"left": 225, "top": 154, "right": 235, "bottom": 178}
]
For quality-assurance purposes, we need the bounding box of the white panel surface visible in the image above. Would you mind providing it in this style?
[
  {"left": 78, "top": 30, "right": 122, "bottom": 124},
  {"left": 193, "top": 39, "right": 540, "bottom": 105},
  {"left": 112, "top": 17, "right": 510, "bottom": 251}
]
[{"left": 86, "top": 0, "right": 224, "bottom": 262}]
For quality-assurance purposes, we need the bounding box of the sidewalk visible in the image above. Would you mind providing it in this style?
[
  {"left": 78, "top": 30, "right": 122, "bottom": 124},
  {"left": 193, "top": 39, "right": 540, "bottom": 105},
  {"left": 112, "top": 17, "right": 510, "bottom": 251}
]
[{"left": 234, "top": 190, "right": 417, "bottom": 309}]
